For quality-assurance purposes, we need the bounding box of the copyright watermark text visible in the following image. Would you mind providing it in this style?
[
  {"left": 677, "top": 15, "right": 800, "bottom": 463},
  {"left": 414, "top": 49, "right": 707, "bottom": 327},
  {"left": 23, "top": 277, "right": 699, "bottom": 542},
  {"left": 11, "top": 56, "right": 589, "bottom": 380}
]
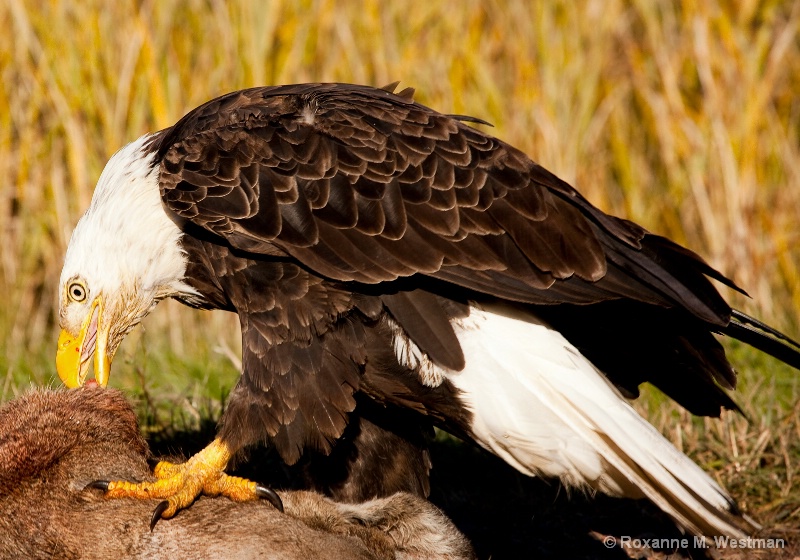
[{"left": 601, "top": 535, "right": 787, "bottom": 551}]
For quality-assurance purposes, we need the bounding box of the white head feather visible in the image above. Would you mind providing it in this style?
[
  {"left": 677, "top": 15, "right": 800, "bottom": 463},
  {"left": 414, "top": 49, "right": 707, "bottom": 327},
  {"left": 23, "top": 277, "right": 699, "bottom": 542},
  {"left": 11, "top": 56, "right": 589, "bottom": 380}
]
[{"left": 59, "top": 134, "right": 197, "bottom": 346}]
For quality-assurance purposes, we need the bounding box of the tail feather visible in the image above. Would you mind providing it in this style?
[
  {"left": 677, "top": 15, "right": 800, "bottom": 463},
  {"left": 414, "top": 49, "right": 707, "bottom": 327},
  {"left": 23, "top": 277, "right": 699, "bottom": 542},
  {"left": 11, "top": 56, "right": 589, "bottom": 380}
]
[
  {"left": 443, "top": 303, "right": 757, "bottom": 538},
  {"left": 725, "top": 310, "right": 800, "bottom": 370}
]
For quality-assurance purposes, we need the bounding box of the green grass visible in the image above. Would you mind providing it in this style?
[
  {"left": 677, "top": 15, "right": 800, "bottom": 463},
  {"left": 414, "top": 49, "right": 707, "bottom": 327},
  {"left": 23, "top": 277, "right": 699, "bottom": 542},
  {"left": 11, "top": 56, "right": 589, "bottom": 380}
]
[{"left": 2, "top": 0, "right": 800, "bottom": 556}]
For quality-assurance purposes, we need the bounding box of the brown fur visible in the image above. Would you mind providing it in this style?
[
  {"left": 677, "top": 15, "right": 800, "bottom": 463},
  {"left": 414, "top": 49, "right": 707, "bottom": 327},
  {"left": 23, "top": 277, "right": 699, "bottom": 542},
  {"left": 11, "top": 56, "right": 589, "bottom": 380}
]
[{"left": 0, "top": 387, "right": 474, "bottom": 560}]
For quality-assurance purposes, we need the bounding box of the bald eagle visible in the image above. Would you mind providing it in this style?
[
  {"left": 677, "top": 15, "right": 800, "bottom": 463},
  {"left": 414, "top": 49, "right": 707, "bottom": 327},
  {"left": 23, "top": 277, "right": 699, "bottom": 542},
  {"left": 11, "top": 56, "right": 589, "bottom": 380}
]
[{"left": 57, "top": 83, "right": 799, "bottom": 537}]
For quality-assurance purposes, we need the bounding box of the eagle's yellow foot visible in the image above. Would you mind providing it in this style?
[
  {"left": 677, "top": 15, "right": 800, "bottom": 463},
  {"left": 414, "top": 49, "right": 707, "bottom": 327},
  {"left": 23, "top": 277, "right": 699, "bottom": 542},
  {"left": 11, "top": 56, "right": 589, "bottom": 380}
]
[{"left": 87, "top": 438, "right": 283, "bottom": 530}]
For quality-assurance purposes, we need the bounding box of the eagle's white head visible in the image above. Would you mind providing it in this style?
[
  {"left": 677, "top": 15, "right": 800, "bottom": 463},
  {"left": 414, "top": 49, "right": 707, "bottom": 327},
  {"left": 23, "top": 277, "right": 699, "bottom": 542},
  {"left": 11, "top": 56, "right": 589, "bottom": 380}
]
[{"left": 56, "top": 135, "right": 195, "bottom": 387}]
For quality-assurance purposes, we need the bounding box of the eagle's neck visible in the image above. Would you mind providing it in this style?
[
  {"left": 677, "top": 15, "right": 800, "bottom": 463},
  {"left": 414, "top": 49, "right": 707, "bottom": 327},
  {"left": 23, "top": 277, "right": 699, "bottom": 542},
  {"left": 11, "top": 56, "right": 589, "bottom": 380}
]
[{"left": 61, "top": 135, "right": 198, "bottom": 303}]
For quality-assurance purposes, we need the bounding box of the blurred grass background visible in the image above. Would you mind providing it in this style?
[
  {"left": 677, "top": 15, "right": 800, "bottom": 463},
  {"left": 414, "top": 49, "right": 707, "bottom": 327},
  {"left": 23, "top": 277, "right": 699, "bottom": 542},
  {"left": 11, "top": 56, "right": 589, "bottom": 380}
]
[{"left": 1, "top": 0, "right": 799, "bottom": 552}]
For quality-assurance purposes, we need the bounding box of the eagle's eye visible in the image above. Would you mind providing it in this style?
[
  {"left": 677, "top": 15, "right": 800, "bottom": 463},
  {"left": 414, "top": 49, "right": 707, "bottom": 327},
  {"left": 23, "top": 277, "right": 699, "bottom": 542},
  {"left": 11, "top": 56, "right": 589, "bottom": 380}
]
[{"left": 67, "top": 281, "right": 87, "bottom": 303}]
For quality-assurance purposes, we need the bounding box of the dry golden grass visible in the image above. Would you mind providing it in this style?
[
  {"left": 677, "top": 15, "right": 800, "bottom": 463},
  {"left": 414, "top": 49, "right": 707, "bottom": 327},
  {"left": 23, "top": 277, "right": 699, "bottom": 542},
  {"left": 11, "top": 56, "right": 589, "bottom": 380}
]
[{"left": 1, "top": 0, "right": 799, "bottom": 544}]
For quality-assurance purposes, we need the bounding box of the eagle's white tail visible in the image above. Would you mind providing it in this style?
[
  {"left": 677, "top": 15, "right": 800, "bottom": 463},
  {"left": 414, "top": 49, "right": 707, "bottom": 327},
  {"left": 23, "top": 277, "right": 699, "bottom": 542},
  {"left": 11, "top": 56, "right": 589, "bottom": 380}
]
[{"left": 441, "top": 303, "right": 755, "bottom": 538}]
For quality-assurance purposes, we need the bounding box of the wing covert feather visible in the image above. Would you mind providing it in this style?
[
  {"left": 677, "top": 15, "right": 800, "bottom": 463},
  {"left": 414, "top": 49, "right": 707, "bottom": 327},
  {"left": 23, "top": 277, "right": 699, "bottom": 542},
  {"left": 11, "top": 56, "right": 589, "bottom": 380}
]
[{"left": 155, "top": 83, "right": 736, "bottom": 322}]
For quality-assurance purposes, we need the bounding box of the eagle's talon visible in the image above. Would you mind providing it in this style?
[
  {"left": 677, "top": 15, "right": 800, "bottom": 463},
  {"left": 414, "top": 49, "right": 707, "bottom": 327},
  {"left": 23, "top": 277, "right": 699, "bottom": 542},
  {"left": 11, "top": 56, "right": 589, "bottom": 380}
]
[
  {"left": 256, "top": 485, "right": 284, "bottom": 513},
  {"left": 85, "top": 480, "right": 109, "bottom": 492},
  {"left": 86, "top": 439, "right": 268, "bottom": 524},
  {"left": 150, "top": 500, "right": 170, "bottom": 531}
]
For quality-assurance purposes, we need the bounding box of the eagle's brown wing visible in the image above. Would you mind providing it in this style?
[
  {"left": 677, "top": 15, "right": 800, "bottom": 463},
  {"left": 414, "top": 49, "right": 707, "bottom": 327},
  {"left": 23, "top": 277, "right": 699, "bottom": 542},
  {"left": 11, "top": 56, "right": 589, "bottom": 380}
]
[
  {"left": 154, "top": 83, "right": 737, "bottom": 320},
  {"left": 151, "top": 84, "right": 748, "bottom": 458}
]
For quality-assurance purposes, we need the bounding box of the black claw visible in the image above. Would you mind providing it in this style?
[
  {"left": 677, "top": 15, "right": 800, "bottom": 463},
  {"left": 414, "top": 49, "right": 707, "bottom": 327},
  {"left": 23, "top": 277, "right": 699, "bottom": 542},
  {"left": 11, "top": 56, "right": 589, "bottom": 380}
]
[
  {"left": 255, "top": 485, "right": 284, "bottom": 513},
  {"left": 150, "top": 500, "right": 169, "bottom": 532},
  {"left": 85, "top": 480, "right": 110, "bottom": 492}
]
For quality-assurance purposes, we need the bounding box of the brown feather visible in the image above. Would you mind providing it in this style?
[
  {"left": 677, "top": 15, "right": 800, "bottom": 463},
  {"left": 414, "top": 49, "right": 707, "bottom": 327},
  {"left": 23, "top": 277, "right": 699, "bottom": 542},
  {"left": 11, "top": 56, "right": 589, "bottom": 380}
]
[
  {"left": 150, "top": 83, "right": 757, "bottom": 469},
  {"left": 381, "top": 290, "right": 465, "bottom": 371}
]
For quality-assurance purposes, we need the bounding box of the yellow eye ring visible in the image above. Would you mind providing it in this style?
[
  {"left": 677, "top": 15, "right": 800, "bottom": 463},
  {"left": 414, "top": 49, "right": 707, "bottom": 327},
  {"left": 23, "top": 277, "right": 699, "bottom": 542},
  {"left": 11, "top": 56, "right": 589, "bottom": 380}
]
[{"left": 67, "top": 281, "right": 87, "bottom": 303}]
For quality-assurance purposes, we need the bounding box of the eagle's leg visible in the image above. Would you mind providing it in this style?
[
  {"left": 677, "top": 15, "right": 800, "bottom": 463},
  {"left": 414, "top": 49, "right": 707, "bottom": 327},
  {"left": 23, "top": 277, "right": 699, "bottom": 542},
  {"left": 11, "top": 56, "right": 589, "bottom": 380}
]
[
  {"left": 90, "top": 438, "right": 282, "bottom": 528},
  {"left": 300, "top": 397, "right": 434, "bottom": 502}
]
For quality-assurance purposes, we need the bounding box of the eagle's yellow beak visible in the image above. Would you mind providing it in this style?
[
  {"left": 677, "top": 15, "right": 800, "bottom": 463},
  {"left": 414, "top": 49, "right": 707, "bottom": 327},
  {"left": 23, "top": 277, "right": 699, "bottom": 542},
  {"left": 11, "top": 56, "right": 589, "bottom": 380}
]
[{"left": 56, "top": 297, "right": 111, "bottom": 388}]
